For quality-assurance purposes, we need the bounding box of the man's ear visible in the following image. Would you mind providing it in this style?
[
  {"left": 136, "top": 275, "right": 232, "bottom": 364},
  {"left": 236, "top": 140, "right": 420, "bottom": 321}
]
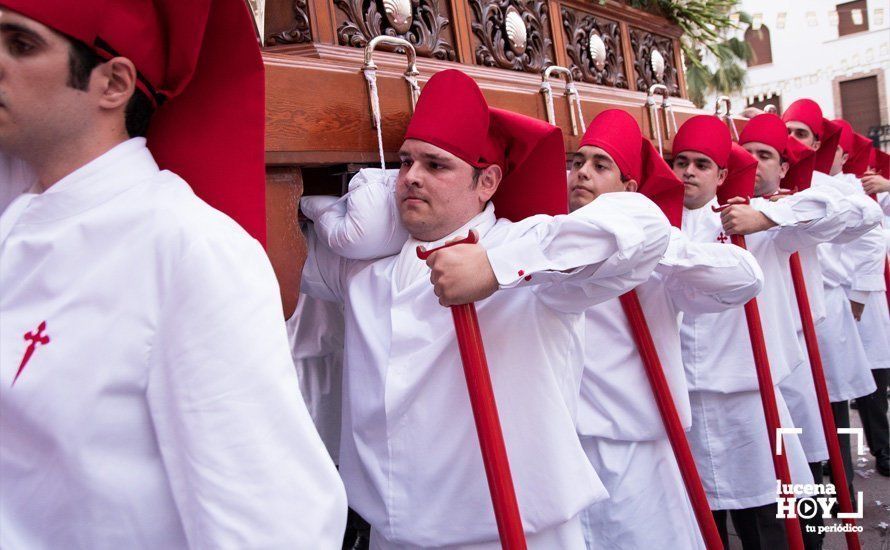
[
  {"left": 812, "top": 139, "right": 821, "bottom": 151},
  {"left": 477, "top": 164, "right": 502, "bottom": 203},
  {"left": 779, "top": 161, "right": 790, "bottom": 179},
  {"left": 841, "top": 152, "right": 849, "bottom": 164},
  {"left": 716, "top": 167, "right": 728, "bottom": 187},
  {"left": 95, "top": 57, "right": 138, "bottom": 111},
  {"left": 624, "top": 178, "right": 639, "bottom": 193}
]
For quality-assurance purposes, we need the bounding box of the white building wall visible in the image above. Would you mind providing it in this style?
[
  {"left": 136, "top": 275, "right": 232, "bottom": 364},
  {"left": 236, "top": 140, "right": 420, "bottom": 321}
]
[{"left": 720, "top": 0, "right": 890, "bottom": 121}]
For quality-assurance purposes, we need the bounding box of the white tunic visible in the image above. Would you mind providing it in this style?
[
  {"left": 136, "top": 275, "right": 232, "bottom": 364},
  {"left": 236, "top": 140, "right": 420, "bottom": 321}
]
[
  {"left": 679, "top": 192, "right": 842, "bottom": 509},
  {"left": 815, "top": 172, "right": 885, "bottom": 397},
  {"left": 286, "top": 293, "right": 345, "bottom": 462},
  {"left": 0, "top": 139, "right": 347, "bottom": 549},
  {"left": 577, "top": 226, "right": 763, "bottom": 441},
  {"left": 681, "top": 193, "right": 842, "bottom": 393},
  {"left": 769, "top": 182, "right": 879, "bottom": 462},
  {"left": 834, "top": 174, "right": 890, "bottom": 371},
  {"left": 302, "top": 193, "right": 671, "bottom": 547}
]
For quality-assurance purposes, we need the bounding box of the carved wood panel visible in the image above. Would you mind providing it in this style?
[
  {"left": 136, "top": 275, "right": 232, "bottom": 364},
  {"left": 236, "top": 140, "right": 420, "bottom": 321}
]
[
  {"left": 469, "top": 0, "right": 554, "bottom": 73},
  {"left": 266, "top": 0, "right": 313, "bottom": 45},
  {"left": 561, "top": 7, "right": 626, "bottom": 88},
  {"left": 333, "top": 0, "right": 457, "bottom": 60},
  {"left": 628, "top": 27, "right": 680, "bottom": 96}
]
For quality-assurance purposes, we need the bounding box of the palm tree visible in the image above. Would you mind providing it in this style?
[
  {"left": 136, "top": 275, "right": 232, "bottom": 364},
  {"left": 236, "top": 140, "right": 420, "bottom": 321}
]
[{"left": 624, "top": 0, "right": 752, "bottom": 108}]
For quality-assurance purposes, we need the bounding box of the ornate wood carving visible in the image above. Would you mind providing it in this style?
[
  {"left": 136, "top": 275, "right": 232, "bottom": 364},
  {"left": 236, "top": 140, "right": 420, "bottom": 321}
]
[
  {"left": 266, "top": 0, "right": 312, "bottom": 45},
  {"left": 333, "top": 0, "right": 456, "bottom": 60},
  {"left": 470, "top": 0, "right": 553, "bottom": 73},
  {"left": 628, "top": 27, "right": 680, "bottom": 96},
  {"left": 561, "top": 7, "right": 627, "bottom": 88}
]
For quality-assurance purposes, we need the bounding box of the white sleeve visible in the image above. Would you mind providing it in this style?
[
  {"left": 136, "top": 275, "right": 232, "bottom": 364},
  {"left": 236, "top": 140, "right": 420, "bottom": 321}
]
[
  {"left": 842, "top": 225, "right": 887, "bottom": 304},
  {"left": 300, "top": 168, "right": 408, "bottom": 260},
  {"left": 810, "top": 172, "right": 883, "bottom": 244},
  {"left": 752, "top": 188, "right": 847, "bottom": 252},
  {"left": 301, "top": 223, "right": 349, "bottom": 304},
  {"left": 657, "top": 227, "right": 764, "bottom": 313},
  {"left": 485, "top": 192, "right": 671, "bottom": 313},
  {"left": 146, "top": 230, "right": 347, "bottom": 549}
]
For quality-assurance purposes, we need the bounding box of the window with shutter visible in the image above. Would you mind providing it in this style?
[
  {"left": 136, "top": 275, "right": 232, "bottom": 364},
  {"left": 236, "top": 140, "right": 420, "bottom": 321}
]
[
  {"left": 744, "top": 26, "right": 772, "bottom": 67},
  {"left": 839, "top": 76, "right": 881, "bottom": 135},
  {"left": 837, "top": 0, "right": 869, "bottom": 37}
]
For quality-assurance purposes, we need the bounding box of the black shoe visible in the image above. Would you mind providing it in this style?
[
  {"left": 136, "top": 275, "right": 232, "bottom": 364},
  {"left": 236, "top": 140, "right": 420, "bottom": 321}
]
[{"left": 878, "top": 457, "right": 889, "bottom": 477}]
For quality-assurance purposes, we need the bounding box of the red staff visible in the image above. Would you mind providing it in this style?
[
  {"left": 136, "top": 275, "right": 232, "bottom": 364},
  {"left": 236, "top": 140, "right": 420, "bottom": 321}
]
[
  {"left": 618, "top": 291, "right": 724, "bottom": 550},
  {"left": 417, "top": 231, "right": 526, "bottom": 550},
  {"left": 715, "top": 144, "right": 805, "bottom": 550}
]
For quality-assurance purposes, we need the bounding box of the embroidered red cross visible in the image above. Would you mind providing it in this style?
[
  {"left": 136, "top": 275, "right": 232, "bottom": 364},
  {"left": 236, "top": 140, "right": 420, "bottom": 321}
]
[
  {"left": 13, "top": 321, "right": 50, "bottom": 386},
  {"left": 716, "top": 232, "right": 728, "bottom": 243}
]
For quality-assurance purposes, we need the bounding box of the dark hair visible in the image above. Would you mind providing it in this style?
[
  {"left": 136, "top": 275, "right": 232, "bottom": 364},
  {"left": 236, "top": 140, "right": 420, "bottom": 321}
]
[
  {"left": 67, "top": 38, "right": 154, "bottom": 138},
  {"left": 471, "top": 167, "right": 482, "bottom": 187}
]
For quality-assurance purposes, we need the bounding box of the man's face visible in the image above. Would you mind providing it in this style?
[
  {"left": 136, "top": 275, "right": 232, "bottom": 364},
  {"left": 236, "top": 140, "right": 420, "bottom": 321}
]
[
  {"left": 743, "top": 141, "right": 788, "bottom": 196},
  {"left": 786, "top": 121, "right": 820, "bottom": 150},
  {"left": 396, "top": 139, "right": 498, "bottom": 242},
  {"left": 829, "top": 145, "right": 849, "bottom": 176},
  {"left": 672, "top": 150, "right": 727, "bottom": 210},
  {"left": 567, "top": 145, "right": 634, "bottom": 212},
  {"left": 0, "top": 10, "right": 95, "bottom": 157}
]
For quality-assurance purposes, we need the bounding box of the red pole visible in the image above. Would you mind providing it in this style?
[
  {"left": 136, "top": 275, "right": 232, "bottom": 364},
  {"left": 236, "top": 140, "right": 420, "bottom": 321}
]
[
  {"left": 731, "top": 234, "right": 805, "bottom": 550},
  {"left": 788, "top": 253, "right": 861, "bottom": 549},
  {"left": 619, "top": 291, "right": 724, "bottom": 550},
  {"left": 418, "top": 233, "right": 527, "bottom": 549}
]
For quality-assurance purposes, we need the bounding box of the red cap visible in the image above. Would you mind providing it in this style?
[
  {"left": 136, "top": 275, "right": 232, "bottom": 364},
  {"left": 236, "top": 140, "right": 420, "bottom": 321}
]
[
  {"left": 842, "top": 131, "right": 875, "bottom": 178},
  {"left": 672, "top": 115, "right": 732, "bottom": 169},
  {"left": 2, "top": 0, "right": 268, "bottom": 244},
  {"left": 782, "top": 99, "right": 824, "bottom": 138},
  {"left": 717, "top": 144, "right": 758, "bottom": 204},
  {"left": 581, "top": 109, "right": 683, "bottom": 227},
  {"left": 873, "top": 149, "right": 890, "bottom": 180},
  {"left": 780, "top": 136, "right": 817, "bottom": 191},
  {"left": 812, "top": 119, "right": 843, "bottom": 175},
  {"left": 739, "top": 114, "right": 788, "bottom": 156},
  {"left": 405, "top": 69, "right": 567, "bottom": 220},
  {"left": 833, "top": 119, "right": 856, "bottom": 154}
]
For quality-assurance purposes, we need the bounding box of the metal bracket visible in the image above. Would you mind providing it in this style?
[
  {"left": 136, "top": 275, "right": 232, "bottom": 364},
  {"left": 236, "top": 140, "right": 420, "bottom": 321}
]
[
  {"left": 715, "top": 95, "right": 740, "bottom": 141},
  {"left": 362, "top": 36, "right": 421, "bottom": 130},
  {"left": 541, "top": 66, "right": 586, "bottom": 136},
  {"left": 646, "top": 84, "right": 669, "bottom": 155}
]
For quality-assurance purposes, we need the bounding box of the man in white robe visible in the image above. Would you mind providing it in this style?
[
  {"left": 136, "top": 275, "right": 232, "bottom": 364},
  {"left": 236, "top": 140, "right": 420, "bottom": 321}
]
[
  {"left": 859, "top": 164, "right": 890, "bottom": 477},
  {"left": 0, "top": 3, "right": 347, "bottom": 548},
  {"left": 567, "top": 109, "right": 763, "bottom": 550},
  {"left": 301, "top": 69, "right": 672, "bottom": 549},
  {"left": 671, "top": 115, "right": 844, "bottom": 548},
  {"left": 783, "top": 100, "right": 885, "bottom": 490},
  {"left": 832, "top": 123, "right": 890, "bottom": 479},
  {"left": 738, "top": 113, "right": 883, "bottom": 547}
]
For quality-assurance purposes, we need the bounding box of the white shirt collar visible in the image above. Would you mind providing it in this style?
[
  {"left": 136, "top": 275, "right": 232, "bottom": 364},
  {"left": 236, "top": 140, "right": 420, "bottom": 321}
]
[{"left": 17, "top": 138, "right": 159, "bottom": 224}]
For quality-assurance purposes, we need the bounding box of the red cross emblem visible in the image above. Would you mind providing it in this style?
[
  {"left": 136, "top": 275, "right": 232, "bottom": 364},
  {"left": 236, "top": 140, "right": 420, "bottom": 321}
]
[
  {"left": 716, "top": 232, "right": 729, "bottom": 243},
  {"left": 13, "top": 321, "right": 50, "bottom": 386}
]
